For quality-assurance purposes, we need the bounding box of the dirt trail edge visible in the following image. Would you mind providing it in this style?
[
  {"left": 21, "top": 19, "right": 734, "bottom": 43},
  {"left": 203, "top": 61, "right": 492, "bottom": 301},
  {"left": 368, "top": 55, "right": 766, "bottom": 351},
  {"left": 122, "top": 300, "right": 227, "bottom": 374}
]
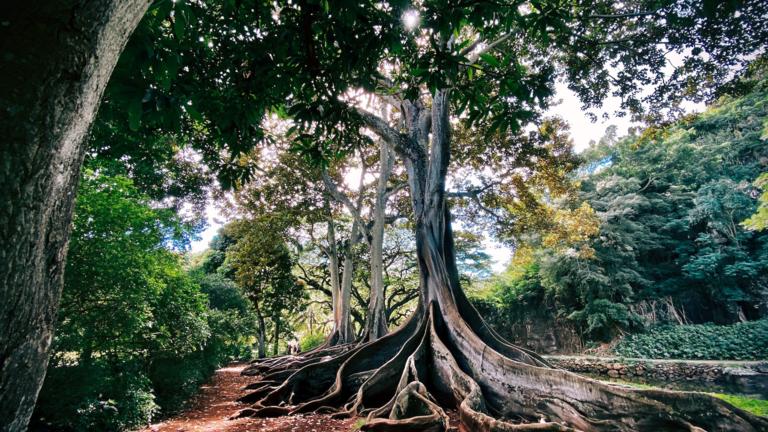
[{"left": 143, "top": 363, "right": 358, "bottom": 432}]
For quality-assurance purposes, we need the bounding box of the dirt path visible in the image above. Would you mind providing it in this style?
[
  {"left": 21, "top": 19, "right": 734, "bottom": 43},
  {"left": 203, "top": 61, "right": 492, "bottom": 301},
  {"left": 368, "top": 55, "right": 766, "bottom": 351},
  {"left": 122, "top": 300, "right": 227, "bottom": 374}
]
[{"left": 143, "top": 363, "right": 358, "bottom": 432}]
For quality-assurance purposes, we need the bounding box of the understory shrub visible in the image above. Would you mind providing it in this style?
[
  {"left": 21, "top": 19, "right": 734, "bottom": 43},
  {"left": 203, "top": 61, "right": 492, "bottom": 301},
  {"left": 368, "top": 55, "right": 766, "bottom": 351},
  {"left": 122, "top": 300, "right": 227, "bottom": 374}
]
[
  {"left": 32, "top": 362, "right": 158, "bottom": 431},
  {"left": 613, "top": 319, "right": 768, "bottom": 360},
  {"left": 300, "top": 332, "right": 326, "bottom": 352}
]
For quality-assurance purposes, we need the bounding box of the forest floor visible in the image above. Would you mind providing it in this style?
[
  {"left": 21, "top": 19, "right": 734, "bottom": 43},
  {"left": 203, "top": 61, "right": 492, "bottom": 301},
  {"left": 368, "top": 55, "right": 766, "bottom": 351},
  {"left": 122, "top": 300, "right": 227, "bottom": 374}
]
[{"left": 142, "top": 363, "right": 360, "bottom": 432}]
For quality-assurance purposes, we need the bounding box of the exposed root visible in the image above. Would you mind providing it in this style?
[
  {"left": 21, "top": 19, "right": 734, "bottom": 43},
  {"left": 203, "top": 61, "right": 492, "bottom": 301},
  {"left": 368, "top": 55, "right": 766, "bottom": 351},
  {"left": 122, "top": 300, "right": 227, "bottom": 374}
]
[
  {"left": 235, "top": 300, "right": 768, "bottom": 432},
  {"left": 241, "top": 343, "right": 355, "bottom": 376}
]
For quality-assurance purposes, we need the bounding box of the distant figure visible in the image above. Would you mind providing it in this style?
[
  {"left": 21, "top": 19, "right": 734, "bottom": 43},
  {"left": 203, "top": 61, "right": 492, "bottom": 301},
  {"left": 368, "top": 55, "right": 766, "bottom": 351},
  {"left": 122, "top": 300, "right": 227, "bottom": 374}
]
[{"left": 287, "top": 339, "right": 300, "bottom": 355}]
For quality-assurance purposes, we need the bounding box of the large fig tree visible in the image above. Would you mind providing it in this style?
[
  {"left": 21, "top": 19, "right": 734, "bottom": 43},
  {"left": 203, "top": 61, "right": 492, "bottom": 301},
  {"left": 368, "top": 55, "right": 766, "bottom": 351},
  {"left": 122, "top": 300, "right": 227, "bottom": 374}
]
[{"left": 229, "top": 1, "right": 768, "bottom": 431}]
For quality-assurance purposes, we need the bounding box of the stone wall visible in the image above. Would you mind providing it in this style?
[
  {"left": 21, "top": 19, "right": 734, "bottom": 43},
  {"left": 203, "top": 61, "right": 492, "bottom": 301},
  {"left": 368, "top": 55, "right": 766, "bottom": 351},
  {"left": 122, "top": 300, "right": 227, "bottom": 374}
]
[
  {"left": 546, "top": 355, "right": 768, "bottom": 397},
  {"left": 472, "top": 300, "right": 584, "bottom": 354}
]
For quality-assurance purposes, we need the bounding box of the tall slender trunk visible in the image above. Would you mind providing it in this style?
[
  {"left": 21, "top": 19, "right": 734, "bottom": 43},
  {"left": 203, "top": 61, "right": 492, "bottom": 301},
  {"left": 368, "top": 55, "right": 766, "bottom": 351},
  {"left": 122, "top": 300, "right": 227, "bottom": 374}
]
[
  {"left": 326, "top": 215, "right": 345, "bottom": 344},
  {"left": 0, "top": 2, "right": 149, "bottom": 430},
  {"left": 365, "top": 142, "right": 392, "bottom": 341},
  {"left": 254, "top": 302, "right": 267, "bottom": 359},
  {"left": 338, "top": 219, "right": 360, "bottom": 343}
]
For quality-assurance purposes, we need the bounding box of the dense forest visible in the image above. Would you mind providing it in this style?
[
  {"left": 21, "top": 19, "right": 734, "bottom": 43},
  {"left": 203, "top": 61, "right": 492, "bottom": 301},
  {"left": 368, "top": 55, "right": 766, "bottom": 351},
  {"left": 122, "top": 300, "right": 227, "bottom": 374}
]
[{"left": 3, "top": 1, "right": 768, "bottom": 431}]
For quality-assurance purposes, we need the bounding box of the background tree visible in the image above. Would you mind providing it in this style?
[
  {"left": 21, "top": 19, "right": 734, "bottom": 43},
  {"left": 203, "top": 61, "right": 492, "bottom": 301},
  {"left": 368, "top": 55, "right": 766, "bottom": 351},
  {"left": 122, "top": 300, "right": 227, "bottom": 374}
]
[{"left": 222, "top": 219, "right": 306, "bottom": 358}]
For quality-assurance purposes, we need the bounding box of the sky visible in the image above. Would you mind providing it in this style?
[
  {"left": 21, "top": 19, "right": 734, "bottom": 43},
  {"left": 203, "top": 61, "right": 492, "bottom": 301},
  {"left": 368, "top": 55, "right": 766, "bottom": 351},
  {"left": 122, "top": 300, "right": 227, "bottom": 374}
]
[{"left": 189, "top": 83, "right": 642, "bottom": 272}]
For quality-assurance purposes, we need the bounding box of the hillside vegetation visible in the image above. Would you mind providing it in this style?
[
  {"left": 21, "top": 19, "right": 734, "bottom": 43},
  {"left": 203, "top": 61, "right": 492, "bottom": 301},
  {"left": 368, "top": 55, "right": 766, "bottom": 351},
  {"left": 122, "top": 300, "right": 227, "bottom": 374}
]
[{"left": 479, "top": 76, "right": 768, "bottom": 350}]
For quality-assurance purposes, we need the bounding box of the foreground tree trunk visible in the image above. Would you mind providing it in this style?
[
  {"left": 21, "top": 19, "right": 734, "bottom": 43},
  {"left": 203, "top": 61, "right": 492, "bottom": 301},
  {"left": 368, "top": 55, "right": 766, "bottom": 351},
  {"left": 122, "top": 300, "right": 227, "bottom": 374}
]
[
  {"left": 236, "top": 89, "right": 768, "bottom": 432},
  {"left": 0, "top": 2, "right": 149, "bottom": 430}
]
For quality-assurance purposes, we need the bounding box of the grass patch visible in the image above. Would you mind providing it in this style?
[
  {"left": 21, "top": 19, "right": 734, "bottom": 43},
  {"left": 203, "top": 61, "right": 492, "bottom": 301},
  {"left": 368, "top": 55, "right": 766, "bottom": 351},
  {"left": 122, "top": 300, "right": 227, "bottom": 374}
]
[
  {"left": 350, "top": 418, "right": 366, "bottom": 431},
  {"left": 601, "top": 379, "right": 768, "bottom": 418},
  {"left": 709, "top": 393, "right": 768, "bottom": 417}
]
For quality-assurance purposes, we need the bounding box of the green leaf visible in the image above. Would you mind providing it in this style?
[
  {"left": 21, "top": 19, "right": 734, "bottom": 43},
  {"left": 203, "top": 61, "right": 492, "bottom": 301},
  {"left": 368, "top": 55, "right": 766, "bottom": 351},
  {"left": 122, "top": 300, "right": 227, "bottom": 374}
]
[
  {"left": 173, "top": 6, "right": 187, "bottom": 40},
  {"left": 480, "top": 53, "right": 500, "bottom": 67},
  {"left": 186, "top": 104, "right": 203, "bottom": 123}
]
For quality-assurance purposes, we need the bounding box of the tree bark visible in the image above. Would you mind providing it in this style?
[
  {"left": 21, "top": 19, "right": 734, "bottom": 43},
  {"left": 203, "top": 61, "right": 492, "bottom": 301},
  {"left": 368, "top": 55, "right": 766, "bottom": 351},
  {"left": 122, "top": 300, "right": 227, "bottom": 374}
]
[
  {"left": 338, "top": 218, "right": 360, "bottom": 343},
  {"left": 365, "top": 142, "right": 393, "bottom": 341},
  {"left": 325, "top": 212, "right": 349, "bottom": 345},
  {"left": 0, "top": 1, "right": 149, "bottom": 430}
]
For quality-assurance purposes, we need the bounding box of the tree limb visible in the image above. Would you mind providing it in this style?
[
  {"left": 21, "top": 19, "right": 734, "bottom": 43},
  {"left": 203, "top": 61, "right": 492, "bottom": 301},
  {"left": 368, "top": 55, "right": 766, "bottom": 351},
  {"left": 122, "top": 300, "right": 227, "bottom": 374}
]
[{"left": 322, "top": 170, "right": 372, "bottom": 245}]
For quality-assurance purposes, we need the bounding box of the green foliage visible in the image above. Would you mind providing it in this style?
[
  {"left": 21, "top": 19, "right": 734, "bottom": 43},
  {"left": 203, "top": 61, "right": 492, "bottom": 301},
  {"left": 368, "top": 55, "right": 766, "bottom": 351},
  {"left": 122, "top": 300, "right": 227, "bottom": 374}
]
[
  {"left": 453, "top": 231, "right": 494, "bottom": 283},
  {"left": 198, "top": 273, "right": 250, "bottom": 313},
  {"left": 299, "top": 333, "right": 326, "bottom": 352},
  {"left": 221, "top": 218, "right": 306, "bottom": 355},
  {"left": 744, "top": 173, "right": 768, "bottom": 231},
  {"left": 100, "top": 0, "right": 768, "bottom": 180},
  {"left": 613, "top": 320, "right": 768, "bottom": 360},
  {"left": 56, "top": 170, "right": 207, "bottom": 362},
  {"left": 35, "top": 363, "right": 157, "bottom": 431},
  {"left": 33, "top": 171, "right": 255, "bottom": 431},
  {"left": 224, "top": 218, "right": 305, "bottom": 318},
  {"left": 490, "top": 76, "right": 768, "bottom": 342}
]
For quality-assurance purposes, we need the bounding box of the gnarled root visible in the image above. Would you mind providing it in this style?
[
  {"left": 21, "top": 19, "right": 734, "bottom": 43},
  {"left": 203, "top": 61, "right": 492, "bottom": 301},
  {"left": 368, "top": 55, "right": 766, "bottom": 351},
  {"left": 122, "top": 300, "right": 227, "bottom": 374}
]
[{"left": 235, "top": 300, "right": 768, "bottom": 432}]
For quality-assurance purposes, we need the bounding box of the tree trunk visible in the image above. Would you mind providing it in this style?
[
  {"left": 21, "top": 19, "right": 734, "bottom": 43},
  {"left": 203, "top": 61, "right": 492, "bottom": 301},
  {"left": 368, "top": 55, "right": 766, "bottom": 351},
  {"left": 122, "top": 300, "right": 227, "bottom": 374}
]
[
  {"left": 236, "top": 89, "right": 768, "bottom": 432},
  {"left": 273, "top": 317, "right": 281, "bottom": 356},
  {"left": 254, "top": 303, "right": 267, "bottom": 359},
  {"left": 365, "top": 142, "right": 392, "bottom": 341},
  {"left": 338, "top": 219, "right": 360, "bottom": 343},
  {"left": 325, "top": 214, "right": 347, "bottom": 345},
  {"left": 0, "top": 2, "right": 149, "bottom": 430}
]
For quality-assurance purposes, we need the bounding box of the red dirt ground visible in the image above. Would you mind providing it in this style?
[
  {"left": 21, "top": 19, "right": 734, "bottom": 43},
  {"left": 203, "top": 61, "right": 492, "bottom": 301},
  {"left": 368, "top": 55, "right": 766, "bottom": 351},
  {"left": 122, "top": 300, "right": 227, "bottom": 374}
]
[{"left": 142, "top": 364, "right": 359, "bottom": 432}]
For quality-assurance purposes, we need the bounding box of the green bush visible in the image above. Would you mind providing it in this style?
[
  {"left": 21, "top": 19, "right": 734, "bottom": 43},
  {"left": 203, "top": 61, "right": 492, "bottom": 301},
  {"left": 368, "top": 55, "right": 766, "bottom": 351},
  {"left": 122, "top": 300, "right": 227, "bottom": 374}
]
[
  {"left": 613, "top": 319, "right": 768, "bottom": 360},
  {"left": 300, "top": 333, "right": 326, "bottom": 352},
  {"left": 31, "top": 172, "right": 257, "bottom": 431},
  {"left": 33, "top": 362, "right": 158, "bottom": 431}
]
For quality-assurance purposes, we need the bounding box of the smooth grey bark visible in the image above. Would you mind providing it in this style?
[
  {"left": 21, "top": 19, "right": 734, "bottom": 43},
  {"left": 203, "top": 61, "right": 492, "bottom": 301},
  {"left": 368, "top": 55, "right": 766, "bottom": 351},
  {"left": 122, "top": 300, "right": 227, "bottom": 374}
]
[
  {"left": 338, "top": 217, "right": 360, "bottom": 344},
  {"left": 365, "top": 142, "right": 393, "bottom": 341},
  {"left": 325, "top": 209, "right": 343, "bottom": 343},
  {"left": 322, "top": 149, "right": 396, "bottom": 342},
  {"left": 273, "top": 317, "right": 280, "bottom": 356},
  {"left": 322, "top": 166, "right": 368, "bottom": 344},
  {"left": 0, "top": 1, "right": 149, "bottom": 430},
  {"left": 323, "top": 201, "right": 357, "bottom": 345}
]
